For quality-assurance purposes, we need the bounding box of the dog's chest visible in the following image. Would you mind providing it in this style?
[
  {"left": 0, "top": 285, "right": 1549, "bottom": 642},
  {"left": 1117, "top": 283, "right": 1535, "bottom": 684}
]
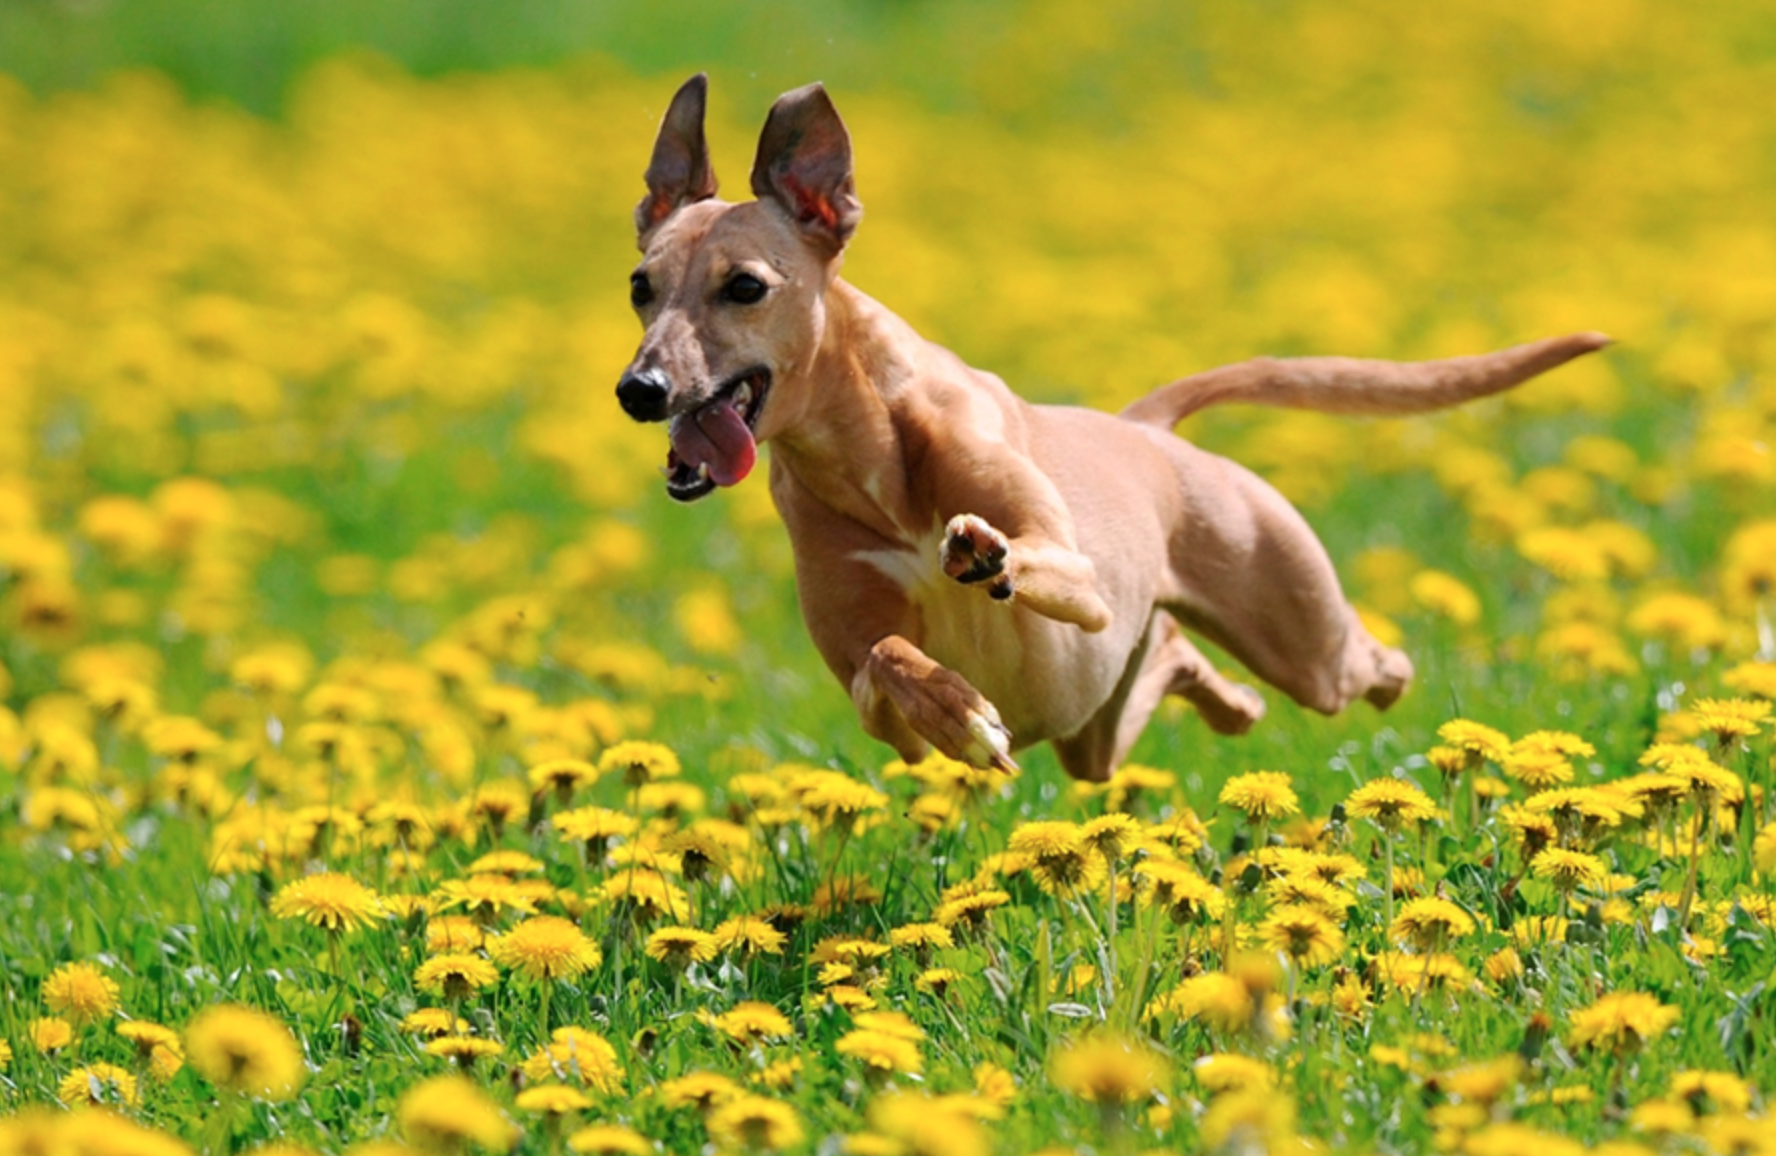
[{"left": 851, "top": 527, "right": 1032, "bottom": 701}]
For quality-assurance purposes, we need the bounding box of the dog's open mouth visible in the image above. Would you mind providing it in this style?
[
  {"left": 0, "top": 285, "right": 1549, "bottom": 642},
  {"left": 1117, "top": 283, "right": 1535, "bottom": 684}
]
[{"left": 662, "top": 367, "right": 772, "bottom": 502}]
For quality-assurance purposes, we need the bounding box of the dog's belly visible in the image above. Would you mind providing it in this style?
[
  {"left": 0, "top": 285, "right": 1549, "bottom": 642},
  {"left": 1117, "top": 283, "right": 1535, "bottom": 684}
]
[{"left": 852, "top": 534, "right": 1133, "bottom": 745}]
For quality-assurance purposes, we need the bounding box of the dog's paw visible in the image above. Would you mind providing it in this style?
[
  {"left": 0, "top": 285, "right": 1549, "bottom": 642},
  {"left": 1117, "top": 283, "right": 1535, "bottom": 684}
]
[
  {"left": 962, "top": 702, "right": 1019, "bottom": 774},
  {"left": 941, "top": 514, "right": 1013, "bottom": 600}
]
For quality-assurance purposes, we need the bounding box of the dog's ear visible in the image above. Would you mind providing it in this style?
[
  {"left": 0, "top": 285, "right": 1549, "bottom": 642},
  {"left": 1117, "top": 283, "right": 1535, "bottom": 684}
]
[
  {"left": 750, "top": 82, "right": 862, "bottom": 252},
  {"left": 636, "top": 73, "right": 719, "bottom": 245}
]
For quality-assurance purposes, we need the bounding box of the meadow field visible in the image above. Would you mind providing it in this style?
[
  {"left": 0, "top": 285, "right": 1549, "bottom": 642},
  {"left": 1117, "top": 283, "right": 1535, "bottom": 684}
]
[{"left": 4, "top": 1, "right": 1776, "bottom": 1152}]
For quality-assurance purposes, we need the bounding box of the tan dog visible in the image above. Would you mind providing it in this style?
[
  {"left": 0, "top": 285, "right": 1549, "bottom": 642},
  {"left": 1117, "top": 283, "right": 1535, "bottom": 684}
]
[{"left": 618, "top": 74, "right": 1608, "bottom": 782}]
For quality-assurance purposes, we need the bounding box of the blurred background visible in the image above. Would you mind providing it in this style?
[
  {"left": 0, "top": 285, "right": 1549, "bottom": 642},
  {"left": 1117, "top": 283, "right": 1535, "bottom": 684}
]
[{"left": 0, "top": 0, "right": 1771, "bottom": 772}]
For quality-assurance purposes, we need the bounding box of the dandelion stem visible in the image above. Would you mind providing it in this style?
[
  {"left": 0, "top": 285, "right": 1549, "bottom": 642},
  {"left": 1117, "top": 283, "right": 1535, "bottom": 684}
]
[
  {"left": 1382, "top": 835, "right": 1396, "bottom": 941},
  {"left": 1677, "top": 794, "right": 1708, "bottom": 929}
]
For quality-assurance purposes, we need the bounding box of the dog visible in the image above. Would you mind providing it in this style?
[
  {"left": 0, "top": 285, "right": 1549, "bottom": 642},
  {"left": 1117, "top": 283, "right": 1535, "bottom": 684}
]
[{"left": 617, "top": 74, "right": 1608, "bottom": 782}]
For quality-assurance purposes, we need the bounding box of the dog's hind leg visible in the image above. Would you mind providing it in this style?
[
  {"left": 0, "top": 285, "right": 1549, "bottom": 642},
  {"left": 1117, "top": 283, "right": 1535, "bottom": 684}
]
[
  {"left": 1053, "top": 615, "right": 1265, "bottom": 782},
  {"left": 1158, "top": 444, "right": 1416, "bottom": 717}
]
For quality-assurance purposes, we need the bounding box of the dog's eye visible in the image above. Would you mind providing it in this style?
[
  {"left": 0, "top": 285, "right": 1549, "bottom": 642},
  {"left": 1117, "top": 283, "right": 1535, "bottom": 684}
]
[
  {"left": 630, "top": 272, "right": 654, "bottom": 309},
  {"left": 722, "top": 273, "right": 768, "bottom": 305}
]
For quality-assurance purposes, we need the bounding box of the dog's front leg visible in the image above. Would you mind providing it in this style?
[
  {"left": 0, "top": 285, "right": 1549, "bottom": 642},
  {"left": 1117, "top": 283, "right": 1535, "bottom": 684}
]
[
  {"left": 776, "top": 470, "right": 1020, "bottom": 772},
  {"left": 940, "top": 513, "right": 1113, "bottom": 632},
  {"left": 852, "top": 635, "right": 1017, "bottom": 773}
]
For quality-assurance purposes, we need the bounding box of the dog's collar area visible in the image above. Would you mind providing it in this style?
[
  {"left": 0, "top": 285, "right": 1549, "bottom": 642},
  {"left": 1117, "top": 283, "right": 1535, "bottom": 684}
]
[{"left": 661, "top": 367, "right": 772, "bottom": 501}]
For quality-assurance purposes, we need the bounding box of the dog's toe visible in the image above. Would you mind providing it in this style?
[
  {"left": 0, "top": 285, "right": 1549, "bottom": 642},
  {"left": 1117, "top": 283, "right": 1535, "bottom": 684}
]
[{"left": 941, "top": 513, "right": 1011, "bottom": 588}]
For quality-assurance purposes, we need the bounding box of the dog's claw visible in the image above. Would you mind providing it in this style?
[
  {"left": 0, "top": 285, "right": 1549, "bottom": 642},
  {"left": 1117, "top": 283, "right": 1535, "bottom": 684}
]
[
  {"left": 941, "top": 514, "right": 1011, "bottom": 591},
  {"left": 963, "top": 707, "right": 1017, "bottom": 773}
]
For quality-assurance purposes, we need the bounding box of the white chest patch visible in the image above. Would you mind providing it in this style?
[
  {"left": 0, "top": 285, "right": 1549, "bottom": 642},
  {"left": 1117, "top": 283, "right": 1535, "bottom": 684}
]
[{"left": 850, "top": 525, "right": 1041, "bottom": 727}]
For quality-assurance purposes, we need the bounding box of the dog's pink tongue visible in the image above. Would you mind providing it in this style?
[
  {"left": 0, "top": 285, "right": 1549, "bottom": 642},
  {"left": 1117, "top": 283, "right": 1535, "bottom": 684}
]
[{"left": 669, "top": 398, "right": 757, "bottom": 487}]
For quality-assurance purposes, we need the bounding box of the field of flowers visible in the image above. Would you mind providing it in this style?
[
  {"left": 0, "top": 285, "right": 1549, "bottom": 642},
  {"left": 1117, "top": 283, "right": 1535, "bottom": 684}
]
[{"left": 6, "top": 1, "right": 1776, "bottom": 1153}]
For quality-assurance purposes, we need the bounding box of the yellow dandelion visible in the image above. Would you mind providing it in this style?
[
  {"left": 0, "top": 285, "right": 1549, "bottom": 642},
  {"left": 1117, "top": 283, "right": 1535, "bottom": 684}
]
[
  {"left": 1411, "top": 569, "right": 1483, "bottom": 625},
  {"left": 1502, "top": 748, "right": 1575, "bottom": 791},
  {"left": 553, "top": 806, "right": 640, "bottom": 853},
  {"left": 1078, "top": 812, "right": 1141, "bottom": 860},
  {"left": 1568, "top": 992, "right": 1680, "bottom": 1056},
  {"left": 794, "top": 771, "right": 889, "bottom": 830},
  {"left": 888, "top": 921, "right": 954, "bottom": 955},
  {"left": 1008, "top": 821, "right": 1105, "bottom": 898},
  {"left": 659, "top": 1070, "right": 742, "bottom": 1111},
  {"left": 1723, "top": 661, "right": 1776, "bottom": 700},
  {"left": 401, "top": 1008, "right": 472, "bottom": 1038},
  {"left": 185, "top": 1003, "right": 306, "bottom": 1101},
  {"left": 42, "top": 961, "right": 121, "bottom": 1028},
  {"left": 1670, "top": 1069, "right": 1754, "bottom": 1115},
  {"left": 1689, "top": 697, "right": 1770, "bottom": 745},
  {"left": 489, "top": 916, "right": 602, "bottom": 983},
  {"left": 433, "top": 874, "right": 539, "bottom": 925},
  {"left": 468, "top": 850, "right": 546, "bottom": 877},
  {"left": 1439, "top": 720, "right": 1511, "bottom": 764},
  {"left": 522, "top": 1027, "right": 623, "bottom": 1092},
  {"left": 1345, "top": 778, "right": 1439, "bottom": 832},
  {"left": 1374, "top": 952, "right": 1473, "bottom": 993},
  {"left": 414, "top": 953, "right": 500, "bottom": 999},
  {"left": 1264, "top": 872, "right": 1354, "bottom": 916},
  {"left": 933, "top": 888, "right": 1011, "bottom": 929},
  {"left": 1390, "top": 896, "right": 1476, "bottom": 950},
  {"left": 426, "top": 915, "right": 488, "bottom": 954},
  {"left": 710, "top": 915, "right": 788, "bottom": 957},
  {"left": 706, "top": 1095, "right": 804, "bottom": 1152},
  {"left": 30, "top": 1016, "right": 73, "bottom": 1052},
  {"left": 646, "top": 926, "right": 718, "bottom": 968},
  {"left": 1484, "top": 947, "right": 1525, "bottom": 987},
  {"left": 528, "top": 757, "right": 600, "bottom": 803},
  {"left": 1136, "top": 859, "right": 1226, "bottom": 924},
  {"left": 1218, "top": 771, "right": 1300, "bottom": 821},
  {"left": 1755, "top": 822, "right": 1776, "bottom": 876},
  {"left": 1147, "top": 972, "right": 1253, "bottom": 1031},
  {"left": 916, "top": 968, "right": 964, "bottom": 997},
  {"left": 515, "top": 1083, "right": 594, "bottom": 1116},
  {"left": 868, "top": 1091, "right": 990, "bottom": 1156},
  {"left": 57, "top": 1062, "right": 139, "bottom": 1108},
  {"left": 598, "top": 740, "right": 681, "bottom": 788},
  {"left": 661, "top": 829, "right": 730, "bottom": 883},
  {"left": 1259, "top": 903, "right": 1345, "bottom": 967},
  {"left": 567, "top": 1124, "right": 654, "bottom": 1156},
  {"left": 1194, "top": 1053, "right": 1277, "bottom": 1094},
  {"left": 399, "top": 1073, "right": 516, "bottom": 1152},
  {"left": 1531, "top": 847, "right": 1608, "bottom": 892},
  {"left": 709, "top": 1001, "right": 793, "bottom": 1046},
  {"left": 836, "top": 1028, "right": 923, "bottom": 1075},
  {"left": 1051, "top": 1034, "right": 1169, "bottom": 1104},
  {"left": 425, "top": 1035, "right": 506, "bottom": 1067},
  {"left": 597, "top": 869, "right": 689, "bottom": 922}
]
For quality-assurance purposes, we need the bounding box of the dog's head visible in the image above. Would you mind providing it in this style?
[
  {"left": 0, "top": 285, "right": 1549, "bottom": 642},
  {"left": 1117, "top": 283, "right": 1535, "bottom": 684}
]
[{"left": 618, "top": 74, "right": 862, "bottom": 502}]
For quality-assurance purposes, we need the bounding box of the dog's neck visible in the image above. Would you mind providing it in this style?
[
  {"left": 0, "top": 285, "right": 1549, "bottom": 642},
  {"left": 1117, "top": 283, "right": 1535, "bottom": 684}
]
[{"left": 767, "top": 278, "right": 928, "bottom": 542}]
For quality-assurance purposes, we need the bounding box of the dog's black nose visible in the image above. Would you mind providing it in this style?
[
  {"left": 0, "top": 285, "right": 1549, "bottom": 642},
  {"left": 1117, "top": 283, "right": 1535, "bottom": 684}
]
[{"left": 616, "top": 367, "right": 671, "bottom": 422}]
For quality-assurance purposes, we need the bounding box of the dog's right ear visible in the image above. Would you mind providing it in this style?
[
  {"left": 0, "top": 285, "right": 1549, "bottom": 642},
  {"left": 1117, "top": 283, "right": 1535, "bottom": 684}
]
[{"left": 636, "top": 73, "right": 719, "bottom": 246}]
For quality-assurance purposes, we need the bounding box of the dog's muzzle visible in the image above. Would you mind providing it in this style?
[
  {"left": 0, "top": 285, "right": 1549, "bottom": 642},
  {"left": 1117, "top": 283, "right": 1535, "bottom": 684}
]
[{"left": 616, "top": 366, "right": 672, "bottom": 423}]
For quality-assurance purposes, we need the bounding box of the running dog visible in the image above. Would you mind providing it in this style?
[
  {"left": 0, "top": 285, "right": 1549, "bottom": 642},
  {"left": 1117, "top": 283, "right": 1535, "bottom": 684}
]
[{"left": 616, "top": 74, "right": 1608, "bottom": 781}]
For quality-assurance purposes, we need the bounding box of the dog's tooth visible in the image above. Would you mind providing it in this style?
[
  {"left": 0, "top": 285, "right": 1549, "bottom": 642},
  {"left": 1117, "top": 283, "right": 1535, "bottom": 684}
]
[
  {"left": 735, "top": 382, "right": 753, "bottom": 410},
  {"left": 696, "top": 462, "right": 711, "bottom": 482}
]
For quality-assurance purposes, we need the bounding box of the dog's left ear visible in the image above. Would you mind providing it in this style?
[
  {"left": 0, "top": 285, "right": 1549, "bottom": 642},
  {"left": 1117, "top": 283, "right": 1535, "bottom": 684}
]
[
  {"left": 637, "top": 73, "right": 719, "bottom": 245},
  {"left": 750, "top": 82, "right": 862, "bottom": 253}
]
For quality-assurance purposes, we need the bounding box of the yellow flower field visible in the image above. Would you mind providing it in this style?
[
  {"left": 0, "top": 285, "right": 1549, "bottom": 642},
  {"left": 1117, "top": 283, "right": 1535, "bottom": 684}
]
[{"left": 4, "top": 1, "right": 1776, "bottom": 1153}]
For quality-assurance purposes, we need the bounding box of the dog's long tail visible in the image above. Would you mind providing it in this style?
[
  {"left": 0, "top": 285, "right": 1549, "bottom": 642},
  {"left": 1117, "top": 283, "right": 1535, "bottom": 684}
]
[{"left": 1119, "top": 331, "right": 1612, "bottom": 428}]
